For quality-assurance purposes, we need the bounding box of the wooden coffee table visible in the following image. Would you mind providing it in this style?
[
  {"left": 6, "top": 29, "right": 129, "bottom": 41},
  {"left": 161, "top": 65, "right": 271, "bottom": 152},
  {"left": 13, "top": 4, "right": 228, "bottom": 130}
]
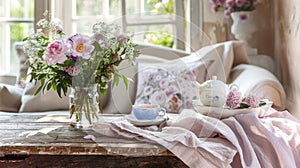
[{"left": 0, "top": 112, "right": 188, "bottom": 167}]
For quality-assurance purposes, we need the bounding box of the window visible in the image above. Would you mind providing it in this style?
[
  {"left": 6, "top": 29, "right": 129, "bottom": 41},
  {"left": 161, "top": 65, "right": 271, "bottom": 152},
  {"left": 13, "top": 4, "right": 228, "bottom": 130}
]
[
  {"left": 54, "top": 0, "right": 185, "bottom": 49},
  {"left": 0, "top": 0, "right": 203, "bottom": 74},
  {"left": 0, "top": 0, "right": 34, "bottom": 74}
]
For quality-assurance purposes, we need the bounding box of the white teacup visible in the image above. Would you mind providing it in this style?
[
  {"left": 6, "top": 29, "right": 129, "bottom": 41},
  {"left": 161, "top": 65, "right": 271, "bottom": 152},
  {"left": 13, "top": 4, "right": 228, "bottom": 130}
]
[{"left": 132, "top": 104, "right": 166, "bottom": 120}]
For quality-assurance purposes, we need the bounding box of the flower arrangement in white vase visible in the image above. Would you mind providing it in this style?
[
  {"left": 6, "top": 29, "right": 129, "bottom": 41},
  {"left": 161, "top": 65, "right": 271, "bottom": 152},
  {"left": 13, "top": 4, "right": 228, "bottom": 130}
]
[{"left": 209, "top": 0, "right": 261, "bottom": 55}]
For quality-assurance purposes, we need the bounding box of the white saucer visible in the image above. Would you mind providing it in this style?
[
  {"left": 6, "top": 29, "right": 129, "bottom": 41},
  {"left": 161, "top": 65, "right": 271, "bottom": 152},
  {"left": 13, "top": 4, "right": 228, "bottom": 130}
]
[
  {"left": 192, "top": 99, "right": 273, "bottom": 119},
  {"left": 124, "top": 115, "right": 166, "bottom": 126}
]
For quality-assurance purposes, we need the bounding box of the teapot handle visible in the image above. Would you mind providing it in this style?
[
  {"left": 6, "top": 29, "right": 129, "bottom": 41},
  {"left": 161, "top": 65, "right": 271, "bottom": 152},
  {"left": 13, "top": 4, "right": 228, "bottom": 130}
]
[{"left": 194, "top": 81, "right": 202, "bottom": 87}]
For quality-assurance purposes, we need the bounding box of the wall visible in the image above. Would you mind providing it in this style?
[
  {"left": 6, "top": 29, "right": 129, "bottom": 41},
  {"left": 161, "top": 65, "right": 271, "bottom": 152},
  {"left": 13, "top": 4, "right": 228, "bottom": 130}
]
[{"left": 275, "top": 0, "right": 300, "bottom": 119}]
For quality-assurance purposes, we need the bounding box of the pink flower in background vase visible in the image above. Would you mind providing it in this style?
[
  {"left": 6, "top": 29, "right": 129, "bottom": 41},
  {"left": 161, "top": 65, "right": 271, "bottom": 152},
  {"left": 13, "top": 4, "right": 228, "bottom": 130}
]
[
  {"left": 43, "top": 39, "right": 67, "bottom": 65},
  {"left": 69, "top": 34, "right": 95, "bottom": 59},
  {"left": 209, "top": 0, "right": 258, "bottom": 17},
  {"left": 226, "top": 88, "right": 243, "bottom": 109},
  {"left": 246, "top": 94, "right": 260, "bottom": 107}
]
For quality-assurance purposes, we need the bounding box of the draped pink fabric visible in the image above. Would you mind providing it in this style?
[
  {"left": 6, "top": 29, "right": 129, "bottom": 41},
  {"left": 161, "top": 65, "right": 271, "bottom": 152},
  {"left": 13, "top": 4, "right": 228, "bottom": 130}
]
[{"left": 93, "top": 109, "right": 300, "bottom": 168}]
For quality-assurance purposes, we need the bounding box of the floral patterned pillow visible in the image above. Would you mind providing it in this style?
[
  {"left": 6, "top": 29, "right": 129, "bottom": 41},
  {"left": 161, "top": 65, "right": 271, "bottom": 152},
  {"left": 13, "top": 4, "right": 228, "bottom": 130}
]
[{"left": 135, "top": 62, "right": 203, "bottom": 113}]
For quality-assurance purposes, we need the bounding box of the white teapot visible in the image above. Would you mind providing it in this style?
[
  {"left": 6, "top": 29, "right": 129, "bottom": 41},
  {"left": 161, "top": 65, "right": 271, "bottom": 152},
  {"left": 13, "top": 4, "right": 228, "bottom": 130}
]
[{"left": 196, "top": 76, "right": 229, "bottom": 107}]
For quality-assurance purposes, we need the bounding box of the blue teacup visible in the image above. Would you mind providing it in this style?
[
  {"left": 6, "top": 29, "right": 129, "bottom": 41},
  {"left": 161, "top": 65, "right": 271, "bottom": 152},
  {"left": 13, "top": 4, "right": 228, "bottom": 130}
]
[{"left": 132, "top": 104, "right": 166, "bottom": 120}]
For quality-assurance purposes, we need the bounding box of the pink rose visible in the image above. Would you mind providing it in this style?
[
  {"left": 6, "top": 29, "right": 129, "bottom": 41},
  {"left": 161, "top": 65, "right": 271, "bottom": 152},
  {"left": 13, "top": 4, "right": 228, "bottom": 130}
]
[{"left": 43, "top": 39, "right": 67, "bottom": 65}]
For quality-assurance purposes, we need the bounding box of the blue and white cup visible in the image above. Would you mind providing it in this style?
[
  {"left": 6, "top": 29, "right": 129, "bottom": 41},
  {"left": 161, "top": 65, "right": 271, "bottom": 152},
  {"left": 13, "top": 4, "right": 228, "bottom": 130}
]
[{"left": 132, "top": 104, "right": 166, "bottom": 120}]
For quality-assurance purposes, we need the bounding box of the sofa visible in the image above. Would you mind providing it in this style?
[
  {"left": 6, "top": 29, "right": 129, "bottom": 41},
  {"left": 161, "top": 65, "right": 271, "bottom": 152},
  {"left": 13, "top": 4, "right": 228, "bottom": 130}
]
[{"left": 0, "top": 41, "right": 286, "bottom": 113}]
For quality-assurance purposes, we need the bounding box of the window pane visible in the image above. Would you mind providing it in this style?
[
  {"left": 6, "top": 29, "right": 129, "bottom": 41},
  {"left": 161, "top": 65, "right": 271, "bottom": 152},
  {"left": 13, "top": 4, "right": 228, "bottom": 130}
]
[
  {"left": 109, "top": 0, "right": 121, "bottom": 16},
  {"left": 76, "top": 0, "right": 103, "bottom": 16},
  {"left": 73, "top": 21, "right": 95, "bottom": 35},
  {"left": 10, "top": 0, "right": 34, "bottom": 18},
  {"left": 10, "top": 23, "right": 33, "bottom": 73},
  {"left": 0, "top": 23, "right": 33, "bottom": 74},
  {"left": 126, "top": 0, "right": 174, "bottom": 16},
  {"left": 128, "top": 24, "right": 174, "bottom": 48},
  {"left": 144, "top": 0, "right": 174, "bottom": 15},
  {"left": 126, "top": 0, "right": 138, "bottom": 15},
  {"left": 0, "top": 1, "right": 4, "bottom": 17}
]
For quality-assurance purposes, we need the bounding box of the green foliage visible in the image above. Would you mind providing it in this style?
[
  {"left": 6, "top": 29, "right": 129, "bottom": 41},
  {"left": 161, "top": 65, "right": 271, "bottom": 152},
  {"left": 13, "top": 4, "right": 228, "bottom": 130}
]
[
  {"left": 144, "top": 0, "right": 175, "bottom": 48},
  {"left": 144, "top": 30, "right": 174, "bottom": 48}
]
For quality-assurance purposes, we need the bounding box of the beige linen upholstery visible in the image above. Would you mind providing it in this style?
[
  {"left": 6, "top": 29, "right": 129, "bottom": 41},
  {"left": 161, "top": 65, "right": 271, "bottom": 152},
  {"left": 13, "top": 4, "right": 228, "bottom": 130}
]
[
  {"left": 229, "top": 64, "right": 286, "bottom": 110},
  {"left": 19, "top": 80, "right": 70, "bottom": 112},
  {"left": 0, "top": 84, "right": 23, "bottom": 111},
  {"left": 0, "top": 40, "right": 286, "bottom": 112}
]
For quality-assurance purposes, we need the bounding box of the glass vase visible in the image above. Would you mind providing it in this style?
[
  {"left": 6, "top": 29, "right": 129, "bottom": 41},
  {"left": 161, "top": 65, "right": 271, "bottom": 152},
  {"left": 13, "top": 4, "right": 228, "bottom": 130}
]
[{"left": 69, "top": 84, "right": 100, "bottom": 129}]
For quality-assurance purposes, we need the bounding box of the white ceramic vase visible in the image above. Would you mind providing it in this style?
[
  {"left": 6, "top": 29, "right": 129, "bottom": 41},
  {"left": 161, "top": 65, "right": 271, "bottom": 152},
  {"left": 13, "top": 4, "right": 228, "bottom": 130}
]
[{"left": 231, "top": 11, "right": 257, "bottom": 55}]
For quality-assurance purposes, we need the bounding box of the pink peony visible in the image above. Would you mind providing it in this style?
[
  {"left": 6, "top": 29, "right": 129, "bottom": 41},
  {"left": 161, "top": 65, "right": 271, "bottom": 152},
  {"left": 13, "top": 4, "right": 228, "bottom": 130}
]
[
  {"left": 43, "top": 39, "right": 67, "bottom": 65},
  {"left": 68, "top": 34, "right": 95, "bottom": 59},
  {"left": 226, "top": 88, "right": 243, "bottom": 109},
  {"left": 246, "top": 94, "right": 260, "bottom": 108}
]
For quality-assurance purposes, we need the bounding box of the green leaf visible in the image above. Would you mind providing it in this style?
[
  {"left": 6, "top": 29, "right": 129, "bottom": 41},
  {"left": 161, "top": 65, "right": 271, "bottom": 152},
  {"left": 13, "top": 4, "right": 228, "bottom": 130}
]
[
  {"left": 239, "top": 103, "right": 249, "bottom": 108},
  {"left": 34, "top": 78, "right": 45, "bottom": 95},
  {"left": 38, "top": 74, "right": 46, "bottom": 80},
  {"left": 121, "top": 75, "right": 129, "bottom": 89},
  {"left": 52, "top": 80, "right": 57, "bottom": 90},
  {"left": 259, "top": 101, "right": 266, "bottom": 107},
  {"left": 57, "top": 84, "right": 62, "bottom": 98},
  {"left": 35, "top": 84, "right": 43, "bottom": 96},
  {"left": 113, "top": 73, "right": 119, "bottom": 88},
  {"left": 100, "top": 88, "right": 107, "bottom": 95},
  {"left": 46, "top": 82, "right": 52, "bottom": 91}
]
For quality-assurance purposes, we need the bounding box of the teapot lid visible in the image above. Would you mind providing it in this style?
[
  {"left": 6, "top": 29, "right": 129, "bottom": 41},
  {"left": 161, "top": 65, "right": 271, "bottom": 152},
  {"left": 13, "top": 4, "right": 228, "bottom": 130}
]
[{"left": 202, "top": 76, "right": 227, "bottom": 90}]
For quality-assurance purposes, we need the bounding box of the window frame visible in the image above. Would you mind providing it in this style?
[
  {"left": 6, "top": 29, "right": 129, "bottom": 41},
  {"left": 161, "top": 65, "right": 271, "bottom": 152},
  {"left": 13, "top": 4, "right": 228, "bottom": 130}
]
[
  {"left": 57, "top": 0, "right": 203, "bottom": 52},
  {"left": 0, "top": 0, "right": 49, "bottom": 74}
]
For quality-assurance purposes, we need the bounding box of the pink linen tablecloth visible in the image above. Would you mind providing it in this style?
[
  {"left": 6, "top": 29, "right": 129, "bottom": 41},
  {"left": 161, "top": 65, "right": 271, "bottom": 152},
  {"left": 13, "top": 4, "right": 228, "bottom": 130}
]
[{"left": 92, "top": 108, "right": 300, "bottom": 168}]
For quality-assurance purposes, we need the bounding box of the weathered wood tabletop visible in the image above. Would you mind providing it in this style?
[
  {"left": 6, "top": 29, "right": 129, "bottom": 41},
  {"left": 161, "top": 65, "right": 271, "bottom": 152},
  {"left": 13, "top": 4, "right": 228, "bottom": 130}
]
[{"left": 0, "top": 112, "right": 188, "bottom": 168}]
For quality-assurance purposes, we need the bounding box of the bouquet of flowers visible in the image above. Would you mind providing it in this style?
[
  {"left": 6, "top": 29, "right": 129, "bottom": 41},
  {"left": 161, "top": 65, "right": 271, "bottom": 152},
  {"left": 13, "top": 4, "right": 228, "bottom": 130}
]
[
  {"left": 209, "top": 0, "right": 258, "bottom": 18},
  {"left": 225, "top": 87, "right": 266, "bottom": 109},
  {"left": 24, "top": 11, "right": 139, "bottom": 125}
]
